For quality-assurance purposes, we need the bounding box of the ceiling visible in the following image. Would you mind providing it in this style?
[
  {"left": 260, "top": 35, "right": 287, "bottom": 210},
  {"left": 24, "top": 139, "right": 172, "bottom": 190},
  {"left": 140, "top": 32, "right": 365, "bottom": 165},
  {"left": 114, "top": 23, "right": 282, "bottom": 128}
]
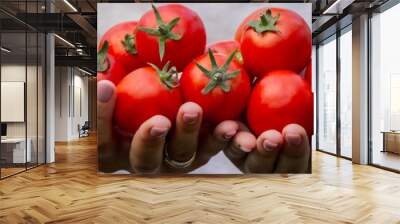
[{"left": 0, "top": 0, "right": 394, "bottom": 72}]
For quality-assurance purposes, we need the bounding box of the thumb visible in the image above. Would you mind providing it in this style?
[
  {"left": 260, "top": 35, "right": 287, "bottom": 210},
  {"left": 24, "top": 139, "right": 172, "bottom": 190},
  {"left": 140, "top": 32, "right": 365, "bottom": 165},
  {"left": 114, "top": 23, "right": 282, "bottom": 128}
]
[{"left": 97, "top": 80, "right": 116, "bottom": 148}]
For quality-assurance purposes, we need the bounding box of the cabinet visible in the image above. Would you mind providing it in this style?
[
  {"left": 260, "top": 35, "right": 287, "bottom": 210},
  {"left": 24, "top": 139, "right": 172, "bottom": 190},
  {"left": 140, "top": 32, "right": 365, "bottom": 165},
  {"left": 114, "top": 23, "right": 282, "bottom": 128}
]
[{"left": 382, "top": 132, "right": 400, "bottom": 154}]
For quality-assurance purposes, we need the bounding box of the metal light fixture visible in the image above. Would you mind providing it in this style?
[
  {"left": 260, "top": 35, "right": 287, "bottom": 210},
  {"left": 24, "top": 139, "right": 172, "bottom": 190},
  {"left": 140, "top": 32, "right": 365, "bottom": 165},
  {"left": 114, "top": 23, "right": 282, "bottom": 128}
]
[
  {"left": 78, "top": 67, "right": 93, "bottom": 76},
  {"left": 54, "top": 34, "right": 75, "bottom": 48},
  {"left": 1, "top": 47, "right": 11, "bottom": 53},
  {"left": 63, "top": 0, "right": 78, "bottom": 12},
  {"left": 322, "top": 0, "right": 355, "bottom": 15}
]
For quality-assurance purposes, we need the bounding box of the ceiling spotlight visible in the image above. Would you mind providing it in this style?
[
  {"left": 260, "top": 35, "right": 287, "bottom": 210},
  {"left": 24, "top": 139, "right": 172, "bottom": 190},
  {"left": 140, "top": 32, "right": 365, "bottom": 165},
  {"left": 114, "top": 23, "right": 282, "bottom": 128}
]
[{"left": 1, "top": 47, "right": 11, "bottom": 53}]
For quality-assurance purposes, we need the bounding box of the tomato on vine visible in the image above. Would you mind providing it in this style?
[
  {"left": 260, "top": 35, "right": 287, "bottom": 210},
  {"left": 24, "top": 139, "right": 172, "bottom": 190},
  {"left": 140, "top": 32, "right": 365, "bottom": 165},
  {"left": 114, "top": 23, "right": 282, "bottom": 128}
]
[
  {"left": 181, "top": 49, "right": 251, "bottom": 124},
  {"left": 114, "top": 62, "right": 183, "bottom": 135},
  {"left": 136, "top": 4, "right": 206, "bottom": 71}
]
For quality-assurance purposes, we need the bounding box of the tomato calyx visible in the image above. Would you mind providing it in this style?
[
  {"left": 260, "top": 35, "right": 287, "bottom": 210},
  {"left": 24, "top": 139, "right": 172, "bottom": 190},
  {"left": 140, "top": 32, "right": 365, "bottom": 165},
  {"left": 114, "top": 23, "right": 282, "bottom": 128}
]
[
  {"left": 121, "top": 34, "right": 137, "bottom": 55},
  {"left": 148, "top": 61, "right": 179, "bottom": 89},
  {"left": 247, "top": 9, "right": 280, "bottom": 34},
  {"left": 97, "top": 41, "right": 110, "bottom": 72},
  {"left": 235, "top": 51, "right": 243, "bottom": 64},
  {"left": 196, "top": 49, "right": 240, "bottom": 95},
  {"left": 138, "top": 4, "right": 182, "bottom": 61}
]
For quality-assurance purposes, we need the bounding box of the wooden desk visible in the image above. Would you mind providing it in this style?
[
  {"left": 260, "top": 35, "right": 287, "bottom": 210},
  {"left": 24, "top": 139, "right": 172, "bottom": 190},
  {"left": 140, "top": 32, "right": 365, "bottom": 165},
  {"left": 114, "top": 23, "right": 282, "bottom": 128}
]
[{"left": 381, "top": 131, "right": 400, "bottom": 154}]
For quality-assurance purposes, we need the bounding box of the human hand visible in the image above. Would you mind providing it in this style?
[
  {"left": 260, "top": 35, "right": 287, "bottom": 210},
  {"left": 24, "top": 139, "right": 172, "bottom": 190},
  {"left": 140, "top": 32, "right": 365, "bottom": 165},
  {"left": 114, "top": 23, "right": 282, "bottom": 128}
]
[
  {"left": 223, "top": 122, "right": 311, "bottom": 173},
  {"left": 97, "top": 80, "right": 241, "bottom": 174}
]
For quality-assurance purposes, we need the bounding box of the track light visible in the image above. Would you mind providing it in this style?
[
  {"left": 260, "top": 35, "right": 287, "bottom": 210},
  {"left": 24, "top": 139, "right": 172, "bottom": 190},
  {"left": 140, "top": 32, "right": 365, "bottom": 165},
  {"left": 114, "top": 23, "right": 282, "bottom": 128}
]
[
  {"left": 54, "top": 34, "right": 75, "bottom": 48},
  {"left": 1, "top": 47, "right": 11, "bottom": 53},
  {"left": 323, "top": 0, "right": 355, "bottom": 15},
  {"left": 78, "top": 67, "right": 93, "bottom": 76},
  {"left": 63, "top": 0, "right": 78, "bottom": 12}
]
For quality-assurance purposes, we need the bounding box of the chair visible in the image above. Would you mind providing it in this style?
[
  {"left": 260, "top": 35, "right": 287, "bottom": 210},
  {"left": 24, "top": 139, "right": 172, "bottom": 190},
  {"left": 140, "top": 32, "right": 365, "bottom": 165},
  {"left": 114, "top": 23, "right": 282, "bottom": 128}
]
[{"left": 79, "top": 121, "right": 90, "bottom": 138}]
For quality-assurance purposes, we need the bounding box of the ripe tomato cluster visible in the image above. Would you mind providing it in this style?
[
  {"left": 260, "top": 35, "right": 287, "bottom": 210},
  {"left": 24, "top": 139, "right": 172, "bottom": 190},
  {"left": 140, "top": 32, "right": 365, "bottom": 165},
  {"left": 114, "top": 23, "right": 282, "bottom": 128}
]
[{"left": 98, "top": 4, "right": 313, "bottom": 138}]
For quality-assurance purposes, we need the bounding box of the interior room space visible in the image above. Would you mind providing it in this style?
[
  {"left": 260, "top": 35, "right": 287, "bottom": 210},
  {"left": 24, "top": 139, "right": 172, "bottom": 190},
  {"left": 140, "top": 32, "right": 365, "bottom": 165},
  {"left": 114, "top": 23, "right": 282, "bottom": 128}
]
[
  {"left": 370, "top": 3, "right": 400, "bottom": 171},
  {"left": 54, "top": 66, "right": 96, "bottom": 142},
  {"left": 1, "top": 0, "right": 400, "bottom": 223},
  {"left": 1, "top": 24, "right": 46, "bottom": 178}
]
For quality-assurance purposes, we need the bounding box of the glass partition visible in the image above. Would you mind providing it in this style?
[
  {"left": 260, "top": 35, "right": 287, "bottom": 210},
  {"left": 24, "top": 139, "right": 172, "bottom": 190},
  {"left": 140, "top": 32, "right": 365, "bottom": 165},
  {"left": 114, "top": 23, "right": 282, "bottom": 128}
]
[
  {"left": 0, "top": 1, "right": 46, "bottom": 179},
  {"left": 370, "top": 3, "right": 400, "bottom": 171},
  {"left": 1, "top": 30, "right": 28, "bottom": 177},
  {"left": 317, "top": 35, "right": 337, "bottom": 154},
  {"left": 339, "top": 27, "right": 352, "bottom": 158}
]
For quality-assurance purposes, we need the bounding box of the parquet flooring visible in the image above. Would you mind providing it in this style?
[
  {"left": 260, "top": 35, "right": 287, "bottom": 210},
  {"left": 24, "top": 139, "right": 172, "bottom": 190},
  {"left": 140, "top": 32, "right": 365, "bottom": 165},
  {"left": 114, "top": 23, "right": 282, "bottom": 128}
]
[
  {"left": 1, "top": 135, "right": 400, "bottom": 223},
  {"left": 1, "top": 167, "right": 26, "bottom": 178}
]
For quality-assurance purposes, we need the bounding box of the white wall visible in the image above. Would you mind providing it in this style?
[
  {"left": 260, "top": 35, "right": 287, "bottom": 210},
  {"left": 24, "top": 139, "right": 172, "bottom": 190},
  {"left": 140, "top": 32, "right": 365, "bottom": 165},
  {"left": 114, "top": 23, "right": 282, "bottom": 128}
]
[
  {"left": 54, "top": 66, "right": 69, "bottom": 141},
  {"left": 1, "top": 65, "right": 26, "bottom": 138},
  {"left": 1, "top": 65, "right": 37, "bottom": 138},
  {"left": 1, "top": 63, "right": 46, "bottom": 164},
  {"left": 54, "top": 67, "right": 89, "bottom": 141}
]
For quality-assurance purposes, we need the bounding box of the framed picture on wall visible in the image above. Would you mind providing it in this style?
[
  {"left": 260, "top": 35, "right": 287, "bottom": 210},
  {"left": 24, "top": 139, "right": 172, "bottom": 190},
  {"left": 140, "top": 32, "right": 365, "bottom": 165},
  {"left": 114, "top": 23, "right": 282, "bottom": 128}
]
[
  {"left": 1, "top": 81, "right": 25, "bottom": 123},
  {"left": 97, "top": 3, "right": 313, "bottom": 175}
]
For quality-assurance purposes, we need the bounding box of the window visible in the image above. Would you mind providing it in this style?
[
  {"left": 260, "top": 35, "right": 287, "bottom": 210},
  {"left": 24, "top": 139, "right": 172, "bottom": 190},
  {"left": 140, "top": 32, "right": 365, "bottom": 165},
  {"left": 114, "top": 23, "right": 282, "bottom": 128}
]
[
  {"left": 370, "top": 3, "right": 400, "bottom": 171},
  {"left": 339, "top": 27, "right": 352, "bottom": 158},
  {"left": 317, "top": 36, "right": 337, "bottom": 154},
  {"left": 0, "top": 1, "right": 46, "bottom": 179}
]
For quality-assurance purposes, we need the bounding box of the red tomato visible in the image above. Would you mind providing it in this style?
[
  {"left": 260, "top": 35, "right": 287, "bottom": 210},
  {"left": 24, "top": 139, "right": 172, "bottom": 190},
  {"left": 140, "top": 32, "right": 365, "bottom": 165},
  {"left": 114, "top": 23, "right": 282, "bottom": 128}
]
[
  {"left": 207, "top": 40, "right": 243, "bottom": 65},
  {"left": 98, "top": 21, "right": 144, "bottom": 72},
  {"left": 136, "top": 4, "right": 206, "bottom": 71},
  {"left": 114, "top": 64, "right": 183, "bottom": 134},
  {"left": 181, "top": 49, "right": 251, "bottom": 124},
  {"left": 240, "top": 8, "right": 311, "bottom": 78},
  {"left": 234, "top": 8, "right": 264, "bottom": 43},
  {"left": 97, "top": 43, "right": 128, "bottom": 85},
  {"left": 247, "top": 70, "right": 313, "bottom": 136},
  {"left": 235, "top": 22, "right": 245, "bottom": 42}
]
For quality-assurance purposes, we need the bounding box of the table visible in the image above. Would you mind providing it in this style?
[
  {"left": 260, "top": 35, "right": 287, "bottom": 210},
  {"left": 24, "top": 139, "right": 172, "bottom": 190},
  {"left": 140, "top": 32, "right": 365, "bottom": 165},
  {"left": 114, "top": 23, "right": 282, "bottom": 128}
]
[
  {"left": 381, "top": 131, "right": 400, "bottom": 154},
  {"left": 1, "top": 138, "right": 31, "bottom": 164}
]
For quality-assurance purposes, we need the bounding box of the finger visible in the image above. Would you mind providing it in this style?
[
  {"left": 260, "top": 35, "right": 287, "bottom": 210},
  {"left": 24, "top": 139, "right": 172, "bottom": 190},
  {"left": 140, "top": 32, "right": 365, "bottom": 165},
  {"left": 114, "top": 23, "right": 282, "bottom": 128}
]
[
  {"left": 167, "top": 102, "right": 203, "bottom": 162},
  {"left": 275, "top": 124, "right": 310, "bottom": 173},
  {"left": 244, "top": 130, "right": 283, "bottom": 173},
  {"left": 224, "top": 131, "right": 256, "bottom": 171},
  {"left": 130, "top": 115, "right": 171, "bottom": 174},
  {"left": 195, "top": 120, "right": 240, "bottom": 166},
  {"left": 97, "top": 80, "right": 116, "bottom": 154}
]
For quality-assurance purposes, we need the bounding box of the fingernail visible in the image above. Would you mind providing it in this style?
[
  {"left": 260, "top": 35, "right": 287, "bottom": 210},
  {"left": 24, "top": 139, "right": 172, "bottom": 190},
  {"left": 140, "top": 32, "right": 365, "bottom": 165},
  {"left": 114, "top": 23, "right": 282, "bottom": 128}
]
[
  {"left": 239, "top": 145, "right": 252, "bottom": 152},
  {"left": 97, "top": 81, "right": 114, "bottom": 102},
  {"left": 150, "top": 127, "right": 169, "bottom": 138},
  {"left": 223, "top": 130, "right": 236, "bottom": 140},
  {"left": 182, "top": 112, "right": 198, "bottom": 125},
  {"left": 262, "top": 140, "right": 279, "bottom": 151},
  {"left": 285, "top": 133, "right": 302, "bottom": 146}
]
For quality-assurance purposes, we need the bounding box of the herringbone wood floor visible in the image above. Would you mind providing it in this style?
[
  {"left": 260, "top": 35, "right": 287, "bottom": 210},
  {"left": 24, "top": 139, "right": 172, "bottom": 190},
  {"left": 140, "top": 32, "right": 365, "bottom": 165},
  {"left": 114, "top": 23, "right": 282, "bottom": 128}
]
[{"left": 1, "top": 135, "right": 400, "bottom": 224}]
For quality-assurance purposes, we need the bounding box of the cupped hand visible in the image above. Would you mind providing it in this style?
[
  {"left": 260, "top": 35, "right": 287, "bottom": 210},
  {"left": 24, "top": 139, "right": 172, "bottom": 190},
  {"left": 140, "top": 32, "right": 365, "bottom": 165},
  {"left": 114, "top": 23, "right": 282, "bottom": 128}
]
[
  {"left": 97, "top": 80, "right": 241, "bottom": 174},
  {"left": 223, "top": 122, "right": 311, "bottom": 173}
]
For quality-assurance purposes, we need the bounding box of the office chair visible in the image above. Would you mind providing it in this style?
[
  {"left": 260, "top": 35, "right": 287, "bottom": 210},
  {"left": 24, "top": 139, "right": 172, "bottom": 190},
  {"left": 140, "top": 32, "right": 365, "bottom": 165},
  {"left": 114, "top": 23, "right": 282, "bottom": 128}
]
[{"left": 79, "top": 121, "right": 90, "bottom": 138}]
